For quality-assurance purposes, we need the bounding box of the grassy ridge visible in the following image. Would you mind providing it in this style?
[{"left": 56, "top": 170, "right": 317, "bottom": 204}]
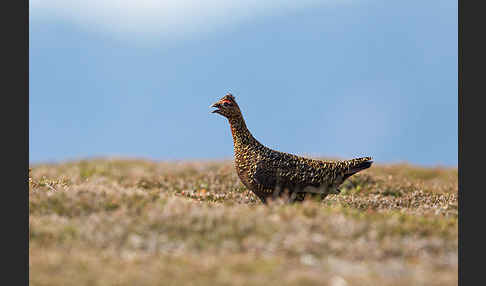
[{"left": 29, "top": 159, "right": 458, "bottom": 286}]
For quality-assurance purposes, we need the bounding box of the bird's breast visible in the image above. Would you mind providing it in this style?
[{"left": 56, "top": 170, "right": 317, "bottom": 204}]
[{"left": 233, "top": 147, "right": 256, "bottom": 188}]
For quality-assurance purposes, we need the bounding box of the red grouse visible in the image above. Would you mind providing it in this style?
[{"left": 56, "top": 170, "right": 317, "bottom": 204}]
[{"left": 211, "top": 93, "right": 372, "bottom": 203}]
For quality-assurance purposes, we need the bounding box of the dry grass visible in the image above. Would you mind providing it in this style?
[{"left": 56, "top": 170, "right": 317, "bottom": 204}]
[{"left": 29, "top": 158, "right": 458, "bottom": 286}]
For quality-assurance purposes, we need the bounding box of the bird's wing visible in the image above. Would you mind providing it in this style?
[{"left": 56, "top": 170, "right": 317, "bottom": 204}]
[
  {"left": 253, "top": 160, "right": 278, "bottom": 191},
  {"left": 254, "top": 152, "right": 323, "bottom": 192},
  {"left": 254, "top": 151, "right": 372, "bottom": 194}
]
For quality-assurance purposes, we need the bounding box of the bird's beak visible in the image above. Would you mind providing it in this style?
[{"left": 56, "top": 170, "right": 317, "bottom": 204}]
[{"left": 211, "top": 102, "right": 221, "bottom": 114}]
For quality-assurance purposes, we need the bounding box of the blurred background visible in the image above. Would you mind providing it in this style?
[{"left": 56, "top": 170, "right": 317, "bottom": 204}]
[{"left": 29, "top": 0, "right": 457, "bottom": 166}]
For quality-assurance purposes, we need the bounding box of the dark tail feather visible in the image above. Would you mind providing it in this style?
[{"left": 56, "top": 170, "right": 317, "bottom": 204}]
[{"left": 342, "top": 159, "right": 373, "bottom": 181}]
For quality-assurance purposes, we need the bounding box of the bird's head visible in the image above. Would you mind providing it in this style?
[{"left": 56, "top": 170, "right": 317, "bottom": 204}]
[{"left": 211, "top": 93, "right": 242, "bottom": 119}]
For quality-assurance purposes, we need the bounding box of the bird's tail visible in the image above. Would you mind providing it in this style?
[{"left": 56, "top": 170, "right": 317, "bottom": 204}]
[{"left": 343, "top": 157, "right": 373, "bottom": 178}]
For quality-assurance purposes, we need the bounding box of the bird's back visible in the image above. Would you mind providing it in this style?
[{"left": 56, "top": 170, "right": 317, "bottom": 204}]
[{"left": 248, "top": 146, "right": 372, "bottom": 202}]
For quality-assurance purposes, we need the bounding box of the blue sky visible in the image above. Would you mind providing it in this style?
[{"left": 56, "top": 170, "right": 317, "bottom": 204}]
[{"left": 29, "top": 0, "right": 457, "bottom": 166}]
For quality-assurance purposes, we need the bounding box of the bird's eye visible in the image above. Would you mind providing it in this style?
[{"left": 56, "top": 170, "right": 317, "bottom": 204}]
[{"left": 223, "top": 101, "right": 231, "bottom": 107}]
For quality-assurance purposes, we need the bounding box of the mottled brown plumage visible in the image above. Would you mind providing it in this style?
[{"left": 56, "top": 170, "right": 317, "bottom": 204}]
[{"left": 211, "top": 93, "right": 373, "bottom": 203}]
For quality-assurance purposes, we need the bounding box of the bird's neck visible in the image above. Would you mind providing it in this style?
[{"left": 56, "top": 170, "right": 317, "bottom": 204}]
[{"left": 228, "top": 115, "right": 258, "bottom": 148}]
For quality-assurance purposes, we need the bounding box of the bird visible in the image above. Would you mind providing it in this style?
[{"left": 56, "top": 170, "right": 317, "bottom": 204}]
[{"left": 211, "top": 93, "right": 373, "bottom": 204}]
